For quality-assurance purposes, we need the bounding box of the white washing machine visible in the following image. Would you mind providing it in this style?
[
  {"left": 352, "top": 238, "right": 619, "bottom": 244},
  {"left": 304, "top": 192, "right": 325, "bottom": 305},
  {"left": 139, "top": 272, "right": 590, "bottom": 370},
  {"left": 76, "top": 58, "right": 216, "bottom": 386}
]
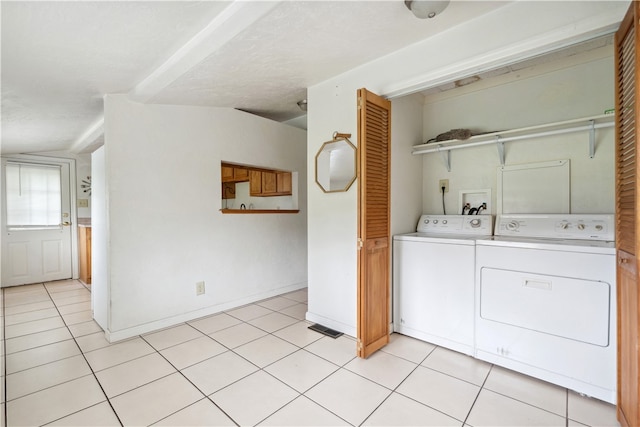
[
  {"left": 393, "top": 214, "right": 493, "bottom": 355},
  {"left": 475, "top": 214, "right": 616, "bottom": 403}
]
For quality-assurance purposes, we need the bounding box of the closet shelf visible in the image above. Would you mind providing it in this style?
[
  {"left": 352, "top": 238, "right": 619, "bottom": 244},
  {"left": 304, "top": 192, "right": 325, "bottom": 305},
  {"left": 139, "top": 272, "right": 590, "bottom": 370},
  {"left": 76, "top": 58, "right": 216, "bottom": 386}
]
[{"left": 412, "top": 114, "right": 615, "bottom": 171}]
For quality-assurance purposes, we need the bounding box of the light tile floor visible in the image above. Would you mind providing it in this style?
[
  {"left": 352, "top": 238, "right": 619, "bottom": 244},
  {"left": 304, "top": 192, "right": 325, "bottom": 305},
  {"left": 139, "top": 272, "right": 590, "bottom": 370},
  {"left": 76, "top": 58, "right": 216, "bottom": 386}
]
[{"left": 2, "top": 279, "right": 620, "bottom": 426}]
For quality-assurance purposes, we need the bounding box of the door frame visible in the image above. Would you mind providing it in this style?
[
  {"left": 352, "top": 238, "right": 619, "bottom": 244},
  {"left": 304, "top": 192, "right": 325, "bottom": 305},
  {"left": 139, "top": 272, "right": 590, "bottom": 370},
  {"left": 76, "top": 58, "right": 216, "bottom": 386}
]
[{"left": 1, "top": 154, "right": 79, "bottom": 283}]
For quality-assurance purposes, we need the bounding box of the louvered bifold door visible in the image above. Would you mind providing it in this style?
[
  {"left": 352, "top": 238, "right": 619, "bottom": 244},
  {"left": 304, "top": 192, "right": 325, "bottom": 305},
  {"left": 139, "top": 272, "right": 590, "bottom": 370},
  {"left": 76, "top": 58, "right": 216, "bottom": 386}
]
[
  {"left": 615, "top": 2, "right": 640, "bottom": 426},
  {"left": 357, "top": 88, "right": 391, "bottom": 359}
]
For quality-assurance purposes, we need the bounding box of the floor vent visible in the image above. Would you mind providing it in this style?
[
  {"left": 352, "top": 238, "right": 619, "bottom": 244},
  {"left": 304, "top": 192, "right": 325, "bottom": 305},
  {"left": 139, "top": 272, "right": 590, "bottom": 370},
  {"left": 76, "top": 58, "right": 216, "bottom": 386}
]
[{"left": 308, "top": 323, "right": 343, "bottom": 339}]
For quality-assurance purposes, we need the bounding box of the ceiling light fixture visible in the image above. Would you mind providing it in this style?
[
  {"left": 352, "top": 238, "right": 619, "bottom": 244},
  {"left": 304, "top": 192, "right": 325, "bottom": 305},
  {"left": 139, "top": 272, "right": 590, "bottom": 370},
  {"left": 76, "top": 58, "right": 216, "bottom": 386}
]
[
  {"left": 297, "top": 99, "right": 308, "bottom": 111},
  {"left": 404, "top": 0, "right": 450, "bottom": 19}
]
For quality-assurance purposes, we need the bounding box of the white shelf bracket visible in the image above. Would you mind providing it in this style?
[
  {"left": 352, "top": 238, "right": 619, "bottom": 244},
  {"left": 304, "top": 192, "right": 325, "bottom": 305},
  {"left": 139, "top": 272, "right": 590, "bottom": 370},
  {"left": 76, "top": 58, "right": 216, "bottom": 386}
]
[
  {"left": 496, "top": 136, "right": 505, "bottom": 166},
  {"left": 588, "top": 120, "right": 595, "bottom": 158},
  {"left": 438, "top": 145, "right": 451, "bottom": 172}
]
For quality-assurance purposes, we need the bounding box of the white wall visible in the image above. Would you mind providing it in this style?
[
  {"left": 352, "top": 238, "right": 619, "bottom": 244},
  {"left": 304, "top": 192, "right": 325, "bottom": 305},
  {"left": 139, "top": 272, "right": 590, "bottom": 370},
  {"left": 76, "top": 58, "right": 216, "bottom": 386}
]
[
  {"left": 91, "top": 146, "right": 108, "bottom": 328},
  {"left": 422, "top": 48, "right": 615, "bottom": 215},
  {"left": 391, "top": 94, "right": 425, "bottom": 237},
  {"left": 75, "top": 153, "right": 92, "bottom": 218},
  {"left": 98, "top": 95, "right": 307, "bottom": 341},
  {"left": 306, "top": 1, "right": 626, "bottom": 337}
]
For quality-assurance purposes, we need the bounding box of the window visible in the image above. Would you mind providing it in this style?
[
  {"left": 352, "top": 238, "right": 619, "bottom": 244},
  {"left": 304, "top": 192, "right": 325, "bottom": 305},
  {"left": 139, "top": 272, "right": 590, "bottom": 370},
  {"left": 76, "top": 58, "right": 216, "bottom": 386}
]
[{"left": 6, "top": 162, "right": 62, "bottom": 229}]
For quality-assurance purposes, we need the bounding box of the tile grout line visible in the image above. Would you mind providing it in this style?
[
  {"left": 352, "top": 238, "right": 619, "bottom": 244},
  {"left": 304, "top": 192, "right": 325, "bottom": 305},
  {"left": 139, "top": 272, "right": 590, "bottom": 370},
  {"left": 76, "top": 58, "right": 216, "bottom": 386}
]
[
  {"left": 461, "top": 362, "right": 494, "bottom": 426},
  {"left": 248, "top": 316, "right": 361, "bottom": 426},
  {"left": 207, "top": 313, "right": 357, "bottom": 427},
  {"left": 141, "top": 302, "right": 344, "bottom": 427},
  {"left": 139, "top": 326, "right": 243, "bottom": 426},
  {"left": 3, "top": 287, "right": 7, "bottom": 427},
  {"left": 356, "top": 343, "right": 456, "bottom": 427},
  {"left": 142, "top": 317, "right": 309, "bottom": 425},
  {"left": 41, "top": 281, "right": 125, "bottom": 427},
  {"left": 565, "top": 388, "right": 569, "bottom": 427}
]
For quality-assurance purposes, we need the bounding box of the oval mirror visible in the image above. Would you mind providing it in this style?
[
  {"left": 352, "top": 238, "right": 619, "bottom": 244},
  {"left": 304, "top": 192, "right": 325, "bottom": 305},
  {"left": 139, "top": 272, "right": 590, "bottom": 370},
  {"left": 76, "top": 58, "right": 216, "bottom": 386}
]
[{"left": 315, "top": 135, "right": 357, "bottom": 193}]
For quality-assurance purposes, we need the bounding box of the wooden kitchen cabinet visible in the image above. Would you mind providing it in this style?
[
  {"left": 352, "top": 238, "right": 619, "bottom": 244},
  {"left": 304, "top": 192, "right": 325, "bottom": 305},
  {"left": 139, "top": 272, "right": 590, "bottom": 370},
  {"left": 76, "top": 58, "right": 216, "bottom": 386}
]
[
  {"left": 221, "top": 165, "right": 234, "bottom": 182},
  {"left": 262, "top": 171, "right": 277, "bottom": 194},
  {"left": 78, "top": 226, "right": 91, "bottom": 284},
  {"left": 221, "top": 164, "right": 249, "bottom": 182},
  {"left": 249, "top": 170, "right": 292, "bottom": 196},
  {"left": 249, "top": 170, "right": 262, "bottom": 195},
  {"left": 277, "top": 172, "right": 292, "bottom": 193},
  {"left": 234, "top": 167, "right": 249, "bottom": 181}
]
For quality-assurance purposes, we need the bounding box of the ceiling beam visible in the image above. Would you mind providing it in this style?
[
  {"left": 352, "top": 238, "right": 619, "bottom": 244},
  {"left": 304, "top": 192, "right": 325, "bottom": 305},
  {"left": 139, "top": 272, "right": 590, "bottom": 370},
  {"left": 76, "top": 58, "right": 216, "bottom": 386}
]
[
  {"left": 70, "top": 116, "right": 104, "bottom": 154},
  {"left": 70, "top": 1, "right": 281, "bottom": 153},
  {"left": 129, "top": 0, "right": 282, "bottom": 103}
]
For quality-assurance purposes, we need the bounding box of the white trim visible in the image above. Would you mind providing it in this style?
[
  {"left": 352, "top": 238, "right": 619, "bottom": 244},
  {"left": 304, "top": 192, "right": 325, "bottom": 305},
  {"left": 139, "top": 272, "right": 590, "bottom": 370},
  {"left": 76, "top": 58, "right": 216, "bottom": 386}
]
[
  {"left": 104, "top": 282, "right": 307, "bottom": 343},
  {"left": 384, "top": 12, "right": 620, "bottom": 99},
  {"left": 305, "top": 311, "right": 356, "bottom": 338}
]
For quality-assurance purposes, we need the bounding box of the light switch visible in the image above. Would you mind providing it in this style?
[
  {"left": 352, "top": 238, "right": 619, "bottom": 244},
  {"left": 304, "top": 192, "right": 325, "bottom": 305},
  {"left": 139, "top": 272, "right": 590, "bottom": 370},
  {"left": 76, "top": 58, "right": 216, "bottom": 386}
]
[{"left": 77, "top": 199, "right": 89, "bottom": 208}]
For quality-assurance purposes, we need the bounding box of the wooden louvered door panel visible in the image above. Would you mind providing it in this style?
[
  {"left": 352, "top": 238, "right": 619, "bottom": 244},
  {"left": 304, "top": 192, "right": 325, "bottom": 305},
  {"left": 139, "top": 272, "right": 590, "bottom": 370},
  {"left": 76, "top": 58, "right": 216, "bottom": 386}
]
[
  {"left": 615, "top": 3, "right": 640, "bottom": 426},
  {"left": 357, "top": 88, "right": 391, "bottom": 358}
]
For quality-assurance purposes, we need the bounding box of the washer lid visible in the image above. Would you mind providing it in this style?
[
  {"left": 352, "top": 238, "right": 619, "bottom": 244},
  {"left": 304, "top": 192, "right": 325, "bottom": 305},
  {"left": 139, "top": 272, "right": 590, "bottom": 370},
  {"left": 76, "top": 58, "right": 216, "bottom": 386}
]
[{"left": 394, "top": 232, "right": 479, "bottom": 245}]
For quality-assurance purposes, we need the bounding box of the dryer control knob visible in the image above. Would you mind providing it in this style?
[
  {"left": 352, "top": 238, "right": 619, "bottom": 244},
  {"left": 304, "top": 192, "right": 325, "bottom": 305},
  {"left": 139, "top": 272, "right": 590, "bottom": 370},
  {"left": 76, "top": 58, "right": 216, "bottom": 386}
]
[
  {"left": 423, "top": 219, "right": 429, "bottom": 224},
  {"left": 470, "top": 218, "right": 481, "bottom": 228},
  {"left": 506, "top": 221, "right": 519, "bottom": 231},
  {"left": 595, "top": 225, "right": 603, "bottom": 231},
  {"left": 433, "top": 220, "right": 439, "bottom": 224},
  {"left": 577, "top": 224, "right": 585, "bottom": 230},
  {"left": 442, "top": 220, "right": 448, "bottom": 224}
]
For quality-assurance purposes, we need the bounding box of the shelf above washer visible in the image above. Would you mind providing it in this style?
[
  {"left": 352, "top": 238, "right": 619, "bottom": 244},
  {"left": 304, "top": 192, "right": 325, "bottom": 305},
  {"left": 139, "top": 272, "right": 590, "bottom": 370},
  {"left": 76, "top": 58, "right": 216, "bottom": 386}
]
[{"left": 412, "top": 114, "right": 615, "bottom": 171}]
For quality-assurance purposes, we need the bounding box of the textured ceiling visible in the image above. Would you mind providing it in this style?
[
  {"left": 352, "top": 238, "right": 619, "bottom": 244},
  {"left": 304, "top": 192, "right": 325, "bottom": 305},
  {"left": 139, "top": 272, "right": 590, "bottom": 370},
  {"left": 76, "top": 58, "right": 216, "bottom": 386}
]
[
  {"left": 1, "top": 1, "right": 619, "bottom": 156},
  {"left": 1, "top": 0, "right": 512, "bottom": 155},
  {"left": 1, "top": 1, "right": 230, "bottom": 154},
  {"left": 148, "top": 1, "right": 508, "bottom": 120}
]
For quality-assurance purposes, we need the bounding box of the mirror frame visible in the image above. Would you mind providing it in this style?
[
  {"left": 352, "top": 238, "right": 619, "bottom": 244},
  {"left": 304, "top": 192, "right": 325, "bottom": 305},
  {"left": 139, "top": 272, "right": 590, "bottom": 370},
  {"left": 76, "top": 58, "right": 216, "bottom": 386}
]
[{"left": 315, "top": 135, "right": 357, "bottom": 193}]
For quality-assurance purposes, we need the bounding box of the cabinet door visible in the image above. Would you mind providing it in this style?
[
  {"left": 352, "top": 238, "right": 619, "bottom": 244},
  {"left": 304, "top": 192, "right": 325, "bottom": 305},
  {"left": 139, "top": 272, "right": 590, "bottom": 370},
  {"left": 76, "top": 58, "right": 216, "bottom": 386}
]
[
  {"left": 277, "top": 172, "right": 292, "bottom": 194},
  {"left": 262, "top": 171, "right": 277, "bottom": 194},
  {"left": 221, "top": 166, "right": 234, "bottom": 182},
  {"left": 78, "top": 226, "right": 91, "bottom": 284},
  {"left": 234, "top": 168, "right": 249, "bottom": 181},
  {"left": 250, "top": 170, "right": 262, "bottom": 195}
]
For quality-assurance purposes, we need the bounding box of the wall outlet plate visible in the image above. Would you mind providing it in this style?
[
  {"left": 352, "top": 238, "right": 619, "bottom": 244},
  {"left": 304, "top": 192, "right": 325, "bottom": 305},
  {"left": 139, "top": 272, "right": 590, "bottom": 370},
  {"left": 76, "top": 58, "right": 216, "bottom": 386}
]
[
  {"left": 77, "top": 198, "right": 89, "bottom": 208},
  {"left": 196, "top": 281, "right": 205, "bottom": 296},
  {"left": 439, "top": 179, "right": 449, "bottom": 193}
]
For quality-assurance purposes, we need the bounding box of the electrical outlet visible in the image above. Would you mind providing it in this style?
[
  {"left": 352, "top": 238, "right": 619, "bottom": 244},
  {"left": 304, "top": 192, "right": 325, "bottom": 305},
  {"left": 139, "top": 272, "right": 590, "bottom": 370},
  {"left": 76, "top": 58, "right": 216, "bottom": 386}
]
[
  {"left": 439, "top": 179, "right": 449, "bottom": 193},
  {"left": 77, "top": 198, "right": 89, "bottom": 208},
  {"left": 196, "top": 281, "right": 205, "bottom": 296}
]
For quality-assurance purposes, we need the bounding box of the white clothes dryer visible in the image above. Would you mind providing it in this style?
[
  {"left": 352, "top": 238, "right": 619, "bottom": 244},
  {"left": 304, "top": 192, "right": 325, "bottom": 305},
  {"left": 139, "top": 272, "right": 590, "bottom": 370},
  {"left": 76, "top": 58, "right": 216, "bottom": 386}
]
[{"left": 475, "top": 214, "right": 616, "bottom": 403}]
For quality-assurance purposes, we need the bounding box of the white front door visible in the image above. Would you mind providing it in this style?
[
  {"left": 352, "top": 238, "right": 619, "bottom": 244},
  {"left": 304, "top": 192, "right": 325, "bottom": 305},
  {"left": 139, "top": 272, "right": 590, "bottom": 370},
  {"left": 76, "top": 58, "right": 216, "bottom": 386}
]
[{"left": 1, "top": 157, "right": 74, "bottom": 287}]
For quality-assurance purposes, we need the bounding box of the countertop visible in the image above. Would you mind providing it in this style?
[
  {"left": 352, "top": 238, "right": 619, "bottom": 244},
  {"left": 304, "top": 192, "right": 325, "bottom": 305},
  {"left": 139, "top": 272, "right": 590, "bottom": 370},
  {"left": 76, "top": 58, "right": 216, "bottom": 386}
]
[{"left": 220, "top": 209, "right": 299, "bottom": 214}]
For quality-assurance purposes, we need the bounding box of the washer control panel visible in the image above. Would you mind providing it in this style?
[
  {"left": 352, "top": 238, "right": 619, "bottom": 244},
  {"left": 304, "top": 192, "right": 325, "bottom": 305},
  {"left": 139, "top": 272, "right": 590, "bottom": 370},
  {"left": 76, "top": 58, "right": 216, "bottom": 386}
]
[
  {"left": 416, "top": 215, "right": 493, "bottom": 235},
  {"left": 496, "top": 214, "right": 614, "bottom": 241}
]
